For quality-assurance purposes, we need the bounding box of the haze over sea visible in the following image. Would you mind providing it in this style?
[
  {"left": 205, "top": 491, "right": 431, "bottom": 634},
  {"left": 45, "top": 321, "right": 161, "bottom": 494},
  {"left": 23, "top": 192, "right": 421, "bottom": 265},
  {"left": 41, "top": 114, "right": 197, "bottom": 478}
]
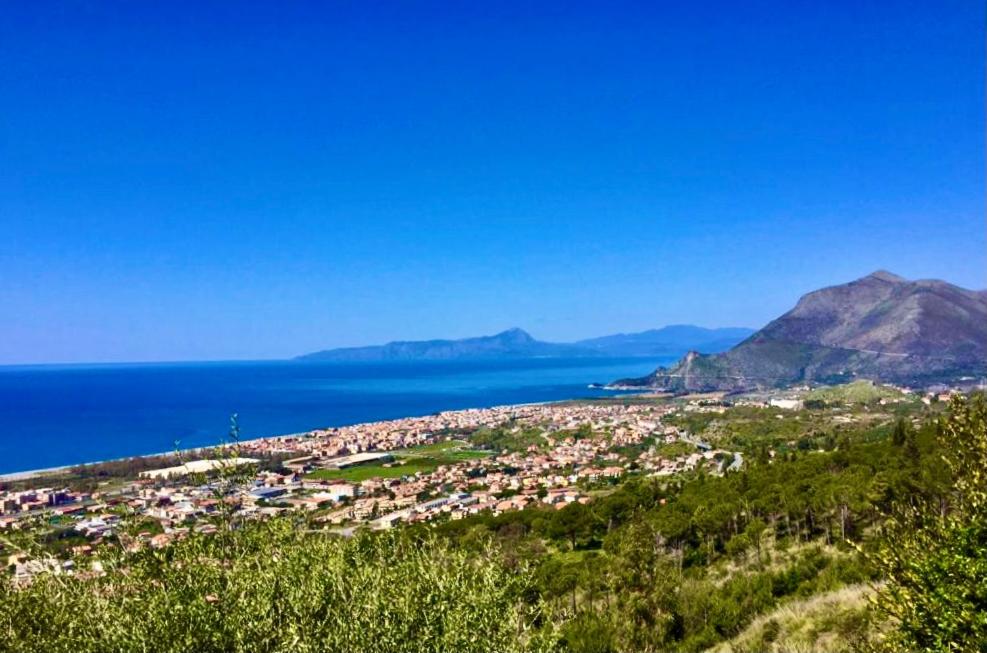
[{"left": 0, "top": 357, "right": 666, "bottom": 475}]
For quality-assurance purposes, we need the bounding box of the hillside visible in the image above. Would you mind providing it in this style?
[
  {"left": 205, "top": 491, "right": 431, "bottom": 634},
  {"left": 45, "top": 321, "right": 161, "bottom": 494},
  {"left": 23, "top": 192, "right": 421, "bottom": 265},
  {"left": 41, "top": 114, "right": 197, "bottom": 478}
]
[{"left": 617, "top": 271, "right": 987, "bottom": 391}]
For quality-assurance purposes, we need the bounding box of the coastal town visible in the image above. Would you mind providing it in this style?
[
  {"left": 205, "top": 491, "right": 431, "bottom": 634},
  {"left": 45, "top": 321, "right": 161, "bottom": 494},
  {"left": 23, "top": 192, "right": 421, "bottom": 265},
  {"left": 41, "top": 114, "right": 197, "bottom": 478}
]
[
  {"left": 0, "top": 379, "right": 966, "bottom": 586},
  {"left": 1, "top": 397, "right": 750, "bottom": 583}
]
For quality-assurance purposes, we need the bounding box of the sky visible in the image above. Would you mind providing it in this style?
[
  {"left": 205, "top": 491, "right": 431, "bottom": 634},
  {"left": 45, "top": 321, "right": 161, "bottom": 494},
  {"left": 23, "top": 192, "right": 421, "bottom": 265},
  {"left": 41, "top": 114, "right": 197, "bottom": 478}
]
[{"left": 1, "top": 1, "right": 984, "bottom": 364}]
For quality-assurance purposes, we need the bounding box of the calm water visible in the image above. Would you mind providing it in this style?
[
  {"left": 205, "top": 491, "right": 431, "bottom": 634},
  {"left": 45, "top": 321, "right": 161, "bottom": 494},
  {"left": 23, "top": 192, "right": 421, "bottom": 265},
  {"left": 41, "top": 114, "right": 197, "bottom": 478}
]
[{"left": 0, "top": 357, "right": 666, "bottom": 474}]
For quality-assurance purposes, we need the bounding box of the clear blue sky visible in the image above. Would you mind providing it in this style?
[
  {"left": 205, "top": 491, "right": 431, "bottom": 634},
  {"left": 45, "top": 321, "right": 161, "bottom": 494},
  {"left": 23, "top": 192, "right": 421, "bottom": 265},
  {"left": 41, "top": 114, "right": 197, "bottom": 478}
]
[{"left": 2, "top": 1, "right": 984, "bottom": 364}]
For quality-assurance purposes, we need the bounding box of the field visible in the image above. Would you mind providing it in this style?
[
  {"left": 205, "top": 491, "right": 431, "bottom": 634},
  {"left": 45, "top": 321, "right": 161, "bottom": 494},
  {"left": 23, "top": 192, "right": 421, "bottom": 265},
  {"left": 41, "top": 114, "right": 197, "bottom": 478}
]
[
  {"left": 305, "top": 439, "right": 490, "bottom": 482},
  {"left": 805, "top": 380, "right": 908, "bottom": 404}
]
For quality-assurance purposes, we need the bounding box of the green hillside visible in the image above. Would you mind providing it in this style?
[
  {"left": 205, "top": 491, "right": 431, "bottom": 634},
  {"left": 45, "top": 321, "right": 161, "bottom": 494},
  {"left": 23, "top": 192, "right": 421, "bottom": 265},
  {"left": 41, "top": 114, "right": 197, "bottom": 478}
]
[{"left": 805, "top": 380, "right": 905, "bottom": 405}]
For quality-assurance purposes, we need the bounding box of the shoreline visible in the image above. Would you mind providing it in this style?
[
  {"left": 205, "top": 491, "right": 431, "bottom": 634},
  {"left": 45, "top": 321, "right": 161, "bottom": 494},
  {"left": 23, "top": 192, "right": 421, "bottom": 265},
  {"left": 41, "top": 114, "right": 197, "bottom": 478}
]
[
  {"left": 0, "top": 394, "right": 660, "bottom": 482},
  {"left": 0, "top": 356, "right": 666, "bottom": 482},
  {"left": 0, "top": 434, "right": 310, "bottom": 483}
]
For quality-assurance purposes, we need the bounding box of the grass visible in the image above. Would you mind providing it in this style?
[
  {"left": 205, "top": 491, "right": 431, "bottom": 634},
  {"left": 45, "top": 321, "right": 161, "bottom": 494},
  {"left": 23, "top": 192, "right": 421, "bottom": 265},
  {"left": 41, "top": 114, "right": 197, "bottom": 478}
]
[
  {"left": 392, "top": 440, "right": 467, "bottom": 455},
  {"left": 805, "top": 380, "right": 905, "bottom": 405},
  {"left": 707, "top": 583, "right": 878, "bottom": 653},
  {"left": 306, "top": 440, "right": 491, "bottom": 482},
  {"left": 307, "top": 461, "right": 436, "bottom": 482}
]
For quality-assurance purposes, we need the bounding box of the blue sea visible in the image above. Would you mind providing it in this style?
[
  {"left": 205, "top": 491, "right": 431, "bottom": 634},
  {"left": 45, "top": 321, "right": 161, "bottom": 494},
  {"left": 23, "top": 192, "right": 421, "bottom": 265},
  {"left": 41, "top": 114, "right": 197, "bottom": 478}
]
[{"left": 0, "top": 357, "right": 666, "bottom": 474}]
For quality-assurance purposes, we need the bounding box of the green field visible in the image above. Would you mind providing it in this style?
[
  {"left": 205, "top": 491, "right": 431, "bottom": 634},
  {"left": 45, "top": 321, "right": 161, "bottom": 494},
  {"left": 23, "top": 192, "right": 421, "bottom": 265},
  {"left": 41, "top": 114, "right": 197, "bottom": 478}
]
[
  {"left": 306, "top": 440, "right": 490, "bottom": 482},
  {"left": 805, "top": 380, "right": 907, "bottom": 404}
]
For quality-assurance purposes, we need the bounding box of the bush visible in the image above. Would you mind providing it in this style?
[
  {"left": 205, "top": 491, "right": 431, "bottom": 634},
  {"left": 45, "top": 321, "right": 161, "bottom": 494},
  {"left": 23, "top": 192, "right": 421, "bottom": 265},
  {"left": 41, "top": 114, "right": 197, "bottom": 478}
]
[{"left": 0, "top": 519, "right": 550, "bottom": 653}]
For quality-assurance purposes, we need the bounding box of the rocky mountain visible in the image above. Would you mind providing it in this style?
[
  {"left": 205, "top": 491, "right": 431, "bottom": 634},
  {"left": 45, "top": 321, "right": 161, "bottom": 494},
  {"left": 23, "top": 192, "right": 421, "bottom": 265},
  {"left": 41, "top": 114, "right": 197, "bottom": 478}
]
[
  {"left": 295, "top": 328, "right": 594, "bottom": 362},
  {"left": 616, "top": 271, "right": 987, "bottom": 391},
  {"left": 576, "top": 325, "right": 753, "bottom": 357}
]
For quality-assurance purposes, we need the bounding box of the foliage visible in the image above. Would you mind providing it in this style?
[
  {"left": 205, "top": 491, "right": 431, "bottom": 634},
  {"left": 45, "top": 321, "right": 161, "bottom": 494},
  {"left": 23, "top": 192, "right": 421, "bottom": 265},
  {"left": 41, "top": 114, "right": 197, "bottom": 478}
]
[
  {"left": 708, "top": 583, "right": 877, "bottom": 653},
  {"left": 665, "top": 400, "right": 926, "bottom": 455},
  {"left": 471, "top": 422, "right": 547, "bottom": 452},
  {"left": 652, "top": 440, "right": 695, "bottom": 459},
  {"left": 0, "top": 520, "right": 548, "bottom": 653},
  {"left": 870, "top": 394, "right": 987, "bottom": 652}
]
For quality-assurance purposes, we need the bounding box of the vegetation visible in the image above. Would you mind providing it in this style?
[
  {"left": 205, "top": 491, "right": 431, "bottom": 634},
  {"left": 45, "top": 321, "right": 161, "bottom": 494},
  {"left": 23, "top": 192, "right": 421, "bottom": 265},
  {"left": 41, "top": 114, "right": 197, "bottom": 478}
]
[
  {"left": 870, "top": 395, "right": 987, "bottom": 652},
  {"left": 652, "top": 440, "right": 695, "bottom": 459},
  {"left": 471, "top": 422, "right": 548, "bottom": 452},
  {"left": 425, "top": 433, "right": 907, "bottom": 651},
  {"left": 0, "top": 522, "right": 547, "bottom": 653},
  {"left": 4, "top": 395, "right": 985, "bottom": 652},
  {"left": 664, "top": 395, "right": 926, "bottom": 455},
  {"left": 708, "top": 583, "right": 876, "bottom": 653},
  {"left": 804, "top": 380, "right": 906, "bottom": 406}
]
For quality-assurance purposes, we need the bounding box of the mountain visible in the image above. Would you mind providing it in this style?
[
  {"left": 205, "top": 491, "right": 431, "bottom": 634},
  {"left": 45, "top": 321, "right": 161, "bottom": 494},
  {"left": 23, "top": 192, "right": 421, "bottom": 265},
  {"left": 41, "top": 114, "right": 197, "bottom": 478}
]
[
  {"left": 576, "top": 325, "right": 754, "bottom": 357},
  {"left": 616, "top": 271, "right": 987, "bottom": 392},
  {"left": 297, "top": 325, "right": 757, "bottom": 362},
  {"left": 295, "top": 328, "right": 595, "bottom": 362}
]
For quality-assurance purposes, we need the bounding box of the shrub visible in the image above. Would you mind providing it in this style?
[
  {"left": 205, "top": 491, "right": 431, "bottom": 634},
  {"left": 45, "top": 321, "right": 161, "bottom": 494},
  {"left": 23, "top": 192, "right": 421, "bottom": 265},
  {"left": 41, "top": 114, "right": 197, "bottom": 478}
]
[{"left": 0, "top": 519, "right": 550, "bottom": 653}]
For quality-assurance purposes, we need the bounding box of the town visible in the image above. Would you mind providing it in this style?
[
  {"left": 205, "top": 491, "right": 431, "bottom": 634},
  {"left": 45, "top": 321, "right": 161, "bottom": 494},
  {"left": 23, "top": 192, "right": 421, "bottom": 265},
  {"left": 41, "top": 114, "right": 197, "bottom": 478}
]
[
  {"left": 2, "top": 378, "right": 966, "bottom": 587},
  {"left": 1, "top": 397, "right": 750, "bottom": 584}
]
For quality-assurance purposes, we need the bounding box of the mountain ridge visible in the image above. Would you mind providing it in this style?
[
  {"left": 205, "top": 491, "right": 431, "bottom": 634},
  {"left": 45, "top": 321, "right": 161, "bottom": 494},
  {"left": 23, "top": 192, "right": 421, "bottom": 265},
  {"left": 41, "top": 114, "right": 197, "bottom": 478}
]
[
  {"left": 616, "top": 271, "right": 987, "bottom": 391},
  {"left": 575, "top": 325, "right": 754, "bottom": 357},
  {"left": 296, "top": 325, "right": 753, "bottom": 362},
  {"left": 294, "top": 328, "right": 586, "bottom": 362}
]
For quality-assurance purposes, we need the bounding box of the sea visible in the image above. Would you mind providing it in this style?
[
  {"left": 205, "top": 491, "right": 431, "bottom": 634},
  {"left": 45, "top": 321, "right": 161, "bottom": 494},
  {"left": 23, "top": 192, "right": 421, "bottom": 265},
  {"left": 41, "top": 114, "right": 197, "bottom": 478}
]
[{"left": 0, "top": 357, "right": 668, "bottom": 475}]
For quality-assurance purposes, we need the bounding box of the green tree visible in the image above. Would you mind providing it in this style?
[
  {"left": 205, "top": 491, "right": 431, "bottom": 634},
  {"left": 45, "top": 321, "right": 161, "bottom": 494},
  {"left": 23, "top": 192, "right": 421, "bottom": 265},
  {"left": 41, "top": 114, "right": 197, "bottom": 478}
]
[
  {"left": 549, "top": 502, "right": 598, "bottom": 550},
  {"left": 890, "top": 418, "right": 910, "bottom": 447},
  {"left": 871, "top": 395, "right": 987, "bottom": 652}
]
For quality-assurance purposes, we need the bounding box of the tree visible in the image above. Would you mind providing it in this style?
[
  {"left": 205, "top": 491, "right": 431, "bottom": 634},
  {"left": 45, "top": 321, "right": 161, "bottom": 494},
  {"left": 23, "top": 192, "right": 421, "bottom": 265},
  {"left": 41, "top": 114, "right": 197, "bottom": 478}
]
[
  {"left": 890, "top": 418, "right": 910, "bottom": 447},
  {"left": 871, "top": 395, "right": 987, "bottom": 652},
  {"left": 605, "top": 518, "right": 681, "bottom": 651},
  {"left": 549, "top": 502, "right": 597, "bottom": 550}
]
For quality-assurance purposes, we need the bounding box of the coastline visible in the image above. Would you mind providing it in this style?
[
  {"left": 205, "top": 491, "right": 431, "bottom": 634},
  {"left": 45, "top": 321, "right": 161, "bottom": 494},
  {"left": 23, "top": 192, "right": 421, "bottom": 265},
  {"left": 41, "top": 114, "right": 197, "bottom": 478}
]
[
  {"left": 0, "top": 356, "right": 665, "bottom": 480},
  {"left": 0, "top": 436, "right": 305, "bottom": 483},
  {"left": 0, "top": 394, "right": 662, "bottom": 482},
  {"left": 0, "top": 465, "right": 76, "bottom": 482}
]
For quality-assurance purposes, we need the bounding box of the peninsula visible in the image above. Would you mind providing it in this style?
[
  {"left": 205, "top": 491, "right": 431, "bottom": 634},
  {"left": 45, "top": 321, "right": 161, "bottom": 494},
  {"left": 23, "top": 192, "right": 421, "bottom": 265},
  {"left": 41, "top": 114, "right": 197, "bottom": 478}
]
[{"left": 296, "top": 325, "right": 753, "bottom": 362}]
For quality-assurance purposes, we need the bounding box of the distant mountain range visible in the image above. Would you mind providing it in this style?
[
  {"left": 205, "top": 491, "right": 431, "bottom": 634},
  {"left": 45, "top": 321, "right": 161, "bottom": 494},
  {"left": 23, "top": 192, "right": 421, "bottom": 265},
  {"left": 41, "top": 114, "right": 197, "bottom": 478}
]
[
  {"left": 295, "top": 325, "right": 754, "bottom": 362},
  {"left": 615, "top": 271, "right": 987, "bottom": 392},
  {"left": 575, "top": 325, "right": 755, "bottom": 358}
]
